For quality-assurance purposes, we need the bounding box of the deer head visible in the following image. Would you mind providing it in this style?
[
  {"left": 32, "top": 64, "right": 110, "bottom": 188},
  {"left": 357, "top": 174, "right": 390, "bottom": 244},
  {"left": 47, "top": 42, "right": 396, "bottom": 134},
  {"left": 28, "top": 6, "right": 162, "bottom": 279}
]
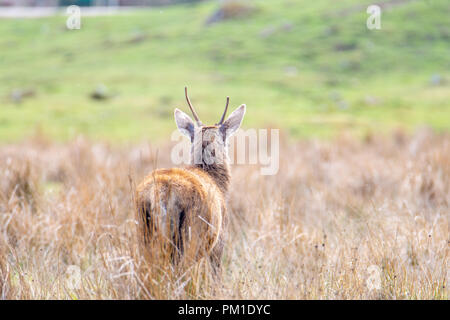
[{"left": 174, "top": 87, "right": 246, "bottom": 166}]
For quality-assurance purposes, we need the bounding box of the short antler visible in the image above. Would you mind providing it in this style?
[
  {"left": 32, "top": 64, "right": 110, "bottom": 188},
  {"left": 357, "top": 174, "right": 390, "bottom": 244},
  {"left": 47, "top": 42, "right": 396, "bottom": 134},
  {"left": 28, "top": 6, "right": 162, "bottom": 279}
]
[
  {"left": 185, "top": 86, "right": 202, "bottom": 126},
  {"left": 217, "top": 96, "right": 230, "bottom": 125}
]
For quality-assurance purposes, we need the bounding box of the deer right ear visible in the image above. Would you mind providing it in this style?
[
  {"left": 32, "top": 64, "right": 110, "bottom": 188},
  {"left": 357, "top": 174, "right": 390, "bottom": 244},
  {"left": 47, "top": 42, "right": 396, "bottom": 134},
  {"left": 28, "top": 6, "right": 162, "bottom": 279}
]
[
  {"left": 174, "top": 108, "right": 195, "bottom": 140},
  {"left": 220, "top": 104, "right": 246, "bottom": 139}
]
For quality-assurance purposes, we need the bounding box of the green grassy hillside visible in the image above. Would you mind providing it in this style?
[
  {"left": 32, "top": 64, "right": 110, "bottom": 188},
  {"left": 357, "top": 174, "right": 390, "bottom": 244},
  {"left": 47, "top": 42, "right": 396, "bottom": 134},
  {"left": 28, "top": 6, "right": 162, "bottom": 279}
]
[{"left": 0, "top": 0, "right": 449, "bottom": 142}]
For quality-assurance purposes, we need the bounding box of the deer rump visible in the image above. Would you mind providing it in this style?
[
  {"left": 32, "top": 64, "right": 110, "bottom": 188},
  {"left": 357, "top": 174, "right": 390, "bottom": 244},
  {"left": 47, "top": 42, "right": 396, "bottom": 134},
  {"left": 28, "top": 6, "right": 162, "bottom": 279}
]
[{"left": 136, "top": 168, "right": 224, "bottom": 266}]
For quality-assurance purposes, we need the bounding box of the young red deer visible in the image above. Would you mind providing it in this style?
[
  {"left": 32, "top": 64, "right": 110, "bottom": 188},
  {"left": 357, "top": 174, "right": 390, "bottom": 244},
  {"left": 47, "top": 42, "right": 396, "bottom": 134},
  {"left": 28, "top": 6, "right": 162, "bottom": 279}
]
[{"left": 136, "top": 87, "right": 246, "bottom": 272}]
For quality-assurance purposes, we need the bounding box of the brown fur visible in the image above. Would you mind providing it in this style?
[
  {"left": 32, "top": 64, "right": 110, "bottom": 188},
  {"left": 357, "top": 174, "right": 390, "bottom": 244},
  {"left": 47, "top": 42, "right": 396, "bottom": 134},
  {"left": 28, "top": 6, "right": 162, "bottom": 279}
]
[{"left": 136, "top": 156, "right": 229, "bottom": 270}]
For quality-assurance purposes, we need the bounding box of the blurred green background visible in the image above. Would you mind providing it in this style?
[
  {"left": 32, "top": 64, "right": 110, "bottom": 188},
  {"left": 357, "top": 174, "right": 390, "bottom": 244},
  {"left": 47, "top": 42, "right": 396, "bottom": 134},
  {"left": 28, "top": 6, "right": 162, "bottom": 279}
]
[{"left": 0, "top": 0, "right": 449, "bottom": 143}]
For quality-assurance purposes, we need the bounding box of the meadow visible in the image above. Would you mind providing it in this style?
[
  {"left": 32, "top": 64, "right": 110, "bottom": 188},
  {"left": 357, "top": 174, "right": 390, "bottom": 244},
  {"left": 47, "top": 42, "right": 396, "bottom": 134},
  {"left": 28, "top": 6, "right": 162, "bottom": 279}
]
[
  {"left": 0, "top": 0, "right": 448, "bottom": 142},
  {"left": 0, "top": 0, "right": 449, "bottom": 300}
]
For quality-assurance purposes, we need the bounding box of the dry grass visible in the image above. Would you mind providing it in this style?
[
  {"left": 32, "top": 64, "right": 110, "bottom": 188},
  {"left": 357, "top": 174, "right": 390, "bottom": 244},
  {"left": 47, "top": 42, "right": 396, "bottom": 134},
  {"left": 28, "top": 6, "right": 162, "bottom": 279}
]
[{"left": 0, "top": 129, "right": 448, "bottom": 299}]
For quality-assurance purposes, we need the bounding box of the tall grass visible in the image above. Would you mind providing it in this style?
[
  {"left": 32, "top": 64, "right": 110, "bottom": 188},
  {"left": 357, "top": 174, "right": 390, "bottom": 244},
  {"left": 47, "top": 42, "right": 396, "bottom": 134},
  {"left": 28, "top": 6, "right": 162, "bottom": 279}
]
[{"left": 0, "top": 129, "right": 448, "bottom": 299}]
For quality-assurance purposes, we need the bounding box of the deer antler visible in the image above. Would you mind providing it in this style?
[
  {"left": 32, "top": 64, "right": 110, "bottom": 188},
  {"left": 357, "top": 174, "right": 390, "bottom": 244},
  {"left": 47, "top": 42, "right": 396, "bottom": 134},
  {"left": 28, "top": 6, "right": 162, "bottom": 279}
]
[
  {"left": 217, "top": 96, "right": 230, "bottom": 125},
  {"left": 185, "top": 86, "right": 202, "bottom": 126}
]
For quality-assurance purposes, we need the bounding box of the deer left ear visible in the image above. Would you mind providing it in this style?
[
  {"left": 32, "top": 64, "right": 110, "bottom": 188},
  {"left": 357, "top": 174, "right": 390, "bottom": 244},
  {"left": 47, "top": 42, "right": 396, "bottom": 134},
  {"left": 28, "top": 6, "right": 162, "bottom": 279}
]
[
  {"left": 174, "top": 108, "right": 195, "bottom": 140},
  {"left": 220, "top": 104, "right": 246, "bottom": 139}
]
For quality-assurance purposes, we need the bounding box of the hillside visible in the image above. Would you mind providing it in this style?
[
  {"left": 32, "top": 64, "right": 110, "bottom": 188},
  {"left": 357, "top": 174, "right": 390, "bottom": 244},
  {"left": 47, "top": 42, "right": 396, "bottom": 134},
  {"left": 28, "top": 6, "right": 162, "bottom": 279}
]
[{"left": 0, "top": 0, "right": 448, "bottom": 142}]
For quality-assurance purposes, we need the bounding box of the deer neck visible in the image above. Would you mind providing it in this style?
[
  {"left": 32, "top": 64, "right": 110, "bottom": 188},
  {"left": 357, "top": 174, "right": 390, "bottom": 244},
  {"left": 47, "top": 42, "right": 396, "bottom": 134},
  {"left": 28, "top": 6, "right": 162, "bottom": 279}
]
[{"left": 192, "top": 161, "right": 230, "bottom": 195}]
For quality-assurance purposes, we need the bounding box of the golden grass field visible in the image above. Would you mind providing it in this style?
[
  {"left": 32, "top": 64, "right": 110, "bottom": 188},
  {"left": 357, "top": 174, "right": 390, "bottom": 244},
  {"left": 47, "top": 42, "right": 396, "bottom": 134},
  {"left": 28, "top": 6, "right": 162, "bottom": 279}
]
[{"left": 0, "top": 129, "right": 448, "bottom": 299}]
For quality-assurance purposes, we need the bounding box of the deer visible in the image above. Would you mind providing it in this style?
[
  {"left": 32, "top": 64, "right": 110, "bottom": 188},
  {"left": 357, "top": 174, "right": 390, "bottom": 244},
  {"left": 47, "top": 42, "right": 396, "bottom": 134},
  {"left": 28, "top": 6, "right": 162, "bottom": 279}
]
[{"left": 136, "top": 87, "right": 246, "bottom": 274}]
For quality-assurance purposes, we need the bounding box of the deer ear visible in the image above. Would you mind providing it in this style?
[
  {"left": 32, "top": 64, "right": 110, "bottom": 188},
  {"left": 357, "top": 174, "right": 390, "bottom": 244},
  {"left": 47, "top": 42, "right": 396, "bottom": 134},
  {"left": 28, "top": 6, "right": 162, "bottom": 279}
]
[
  {"left": 220, "top": 104, "right": 246, "bottom": 139},
  {"left": 174, "top": 108, "right": 195, "bottom": 140}
]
